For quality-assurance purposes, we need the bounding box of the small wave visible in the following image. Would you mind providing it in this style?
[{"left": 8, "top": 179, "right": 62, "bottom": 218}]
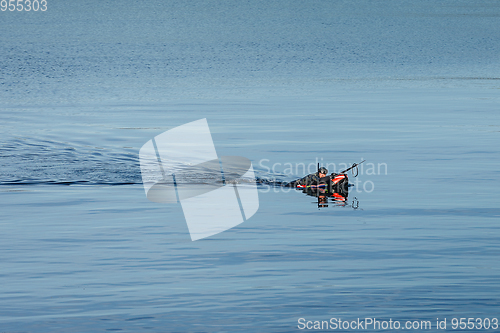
[
  {"left": 0, "top": 138, "right": 142, "bottom": 186},
  {"left": 0, "top": 180, "right": 140, "bottom": 186},
  {"left": 0, "top": 138, "right": 292, "bottom": 187}
]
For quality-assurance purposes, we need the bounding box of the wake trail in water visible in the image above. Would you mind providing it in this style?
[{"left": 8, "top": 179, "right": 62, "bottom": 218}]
[
  {"left": 0, "top": 138, "right": 291, "bottom": 187},
  {"left": 0, "top": 138, "right": 141, "bottom": 186}
]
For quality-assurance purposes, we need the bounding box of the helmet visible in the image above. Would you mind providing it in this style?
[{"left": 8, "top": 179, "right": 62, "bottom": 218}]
[{"left": 318, "top": 167, "right": 328, "bottom": 174}]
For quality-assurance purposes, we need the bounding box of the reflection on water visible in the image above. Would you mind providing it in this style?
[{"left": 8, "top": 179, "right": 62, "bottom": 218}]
[
  {"left": 293, "top": 175, "right": 361, "bottom": 209},
  {"left": 300, "top": 186, "right": 360, "bottom": 209}
]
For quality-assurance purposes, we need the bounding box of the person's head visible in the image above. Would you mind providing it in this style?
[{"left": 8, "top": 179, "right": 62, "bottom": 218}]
[{"left": 318, "top": 167, "right": 328, "bottom": 178}]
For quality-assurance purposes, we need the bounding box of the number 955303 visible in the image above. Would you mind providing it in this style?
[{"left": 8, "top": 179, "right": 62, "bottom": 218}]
[
  {"left": 1, "top": 0, "right": 47, "bottom": 11},
  {"left": 451, "top": 318, "right": 498, "bottom": 330}
]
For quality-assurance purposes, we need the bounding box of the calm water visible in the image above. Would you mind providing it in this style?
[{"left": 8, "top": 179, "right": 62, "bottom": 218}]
[{"left": 1, "top": 1, "right": 500, "bottom": 332}]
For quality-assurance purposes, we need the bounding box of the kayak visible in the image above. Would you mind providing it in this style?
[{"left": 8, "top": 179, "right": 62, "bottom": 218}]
[{"left": 295, "top": 174, "right": 347, "bottom": 189}]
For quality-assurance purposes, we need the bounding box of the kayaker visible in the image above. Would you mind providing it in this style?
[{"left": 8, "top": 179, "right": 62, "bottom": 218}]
[{"left": 290, "top": 167, "right": 328, "bottom": 187}]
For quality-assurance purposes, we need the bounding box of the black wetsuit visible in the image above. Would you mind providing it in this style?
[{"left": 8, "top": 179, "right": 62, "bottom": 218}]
[{"left": 289, "top": 172, "right": 328, "bottom": 187}]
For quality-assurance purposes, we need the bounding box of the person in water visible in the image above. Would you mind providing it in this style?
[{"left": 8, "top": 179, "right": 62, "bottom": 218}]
[{"left": 290, "top": 167, "right": 328, "bottom": 187}]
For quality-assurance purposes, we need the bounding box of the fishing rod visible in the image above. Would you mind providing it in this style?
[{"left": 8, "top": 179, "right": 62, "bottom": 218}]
[{"left": 339, "top": 160, "right": 366, "bottom": 176}]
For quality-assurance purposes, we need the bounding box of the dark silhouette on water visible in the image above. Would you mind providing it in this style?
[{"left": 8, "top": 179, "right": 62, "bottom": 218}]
[{"left": 285, "top": 161, "right": 365, "bottom": 209}]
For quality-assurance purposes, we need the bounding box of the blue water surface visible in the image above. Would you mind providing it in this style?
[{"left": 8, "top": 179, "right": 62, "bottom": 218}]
[{"left": 1, "top": 1, "right": 499, "bottom": 332}]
